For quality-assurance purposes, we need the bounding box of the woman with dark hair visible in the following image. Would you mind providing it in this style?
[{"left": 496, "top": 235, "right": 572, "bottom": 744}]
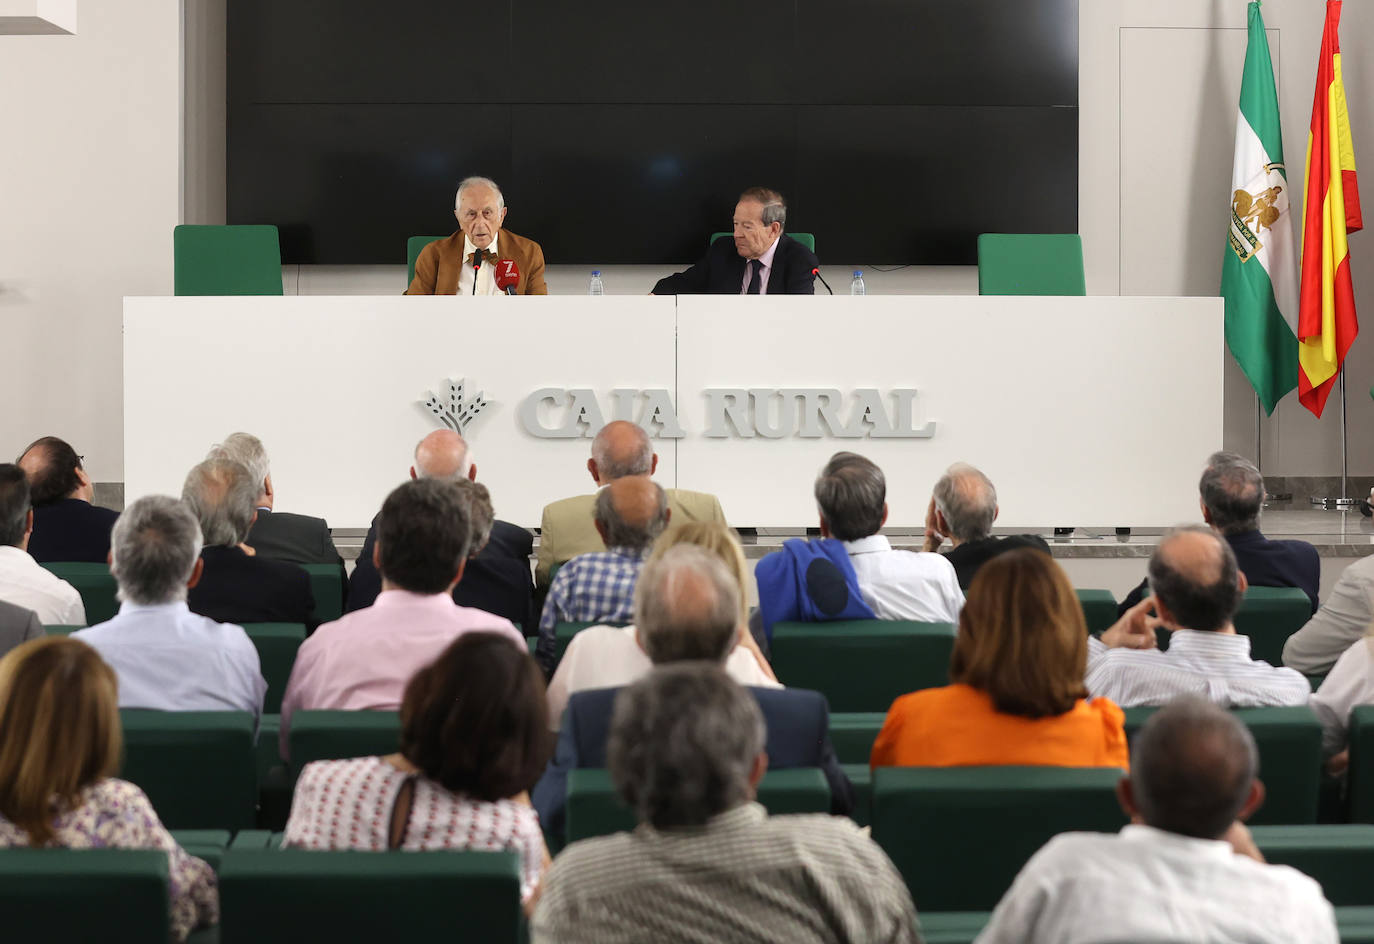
[
  {"left": 870, "top": 548, "right": 1128, "bottom": 770},
  {"left": 284, "top": 631, "right": 553, "bottom": 908},
  {"left": 0, "top": 637, "right": 218, "bottom": 942}
]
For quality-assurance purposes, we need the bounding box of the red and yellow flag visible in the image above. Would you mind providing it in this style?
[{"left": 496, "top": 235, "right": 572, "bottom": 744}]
[{"left": 1298, "top": 0, "right": 1363, "bottom": 417}]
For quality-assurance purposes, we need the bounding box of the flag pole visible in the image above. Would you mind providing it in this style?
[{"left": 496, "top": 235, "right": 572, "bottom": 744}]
[{"left": 1311, "top": 371, "right": 1355, "bottom": 508}]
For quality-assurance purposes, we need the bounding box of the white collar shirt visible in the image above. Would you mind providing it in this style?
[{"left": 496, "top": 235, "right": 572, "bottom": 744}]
[
  {"left": 739, "top": 234, "right": 782, "bottom": 295},
  {"left": 1085, "top": 629, "right": 1312, "bottom": 708},
  {"left": 1310, "top": 637, "right": 1374, "bottom": 755},
  {"left": 975, "top": 824, "right": 1337, "bottom": 944},
  {"left": 456, "top": 233, "right": 503, "bottom": 296},
  {"left": 71, "top": 600, "right": 267, "bottom": 720},
  {"left": 841, "top": 535, "right": 964, "bottom": 624},
  {"left": 0, "top": 545, "right": 85, "bottom": 626}
]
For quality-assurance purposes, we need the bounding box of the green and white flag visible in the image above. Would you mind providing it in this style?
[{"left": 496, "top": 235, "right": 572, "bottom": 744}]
[{"left": 1222, "top": 0, "right": 1299, "bottom": 415}]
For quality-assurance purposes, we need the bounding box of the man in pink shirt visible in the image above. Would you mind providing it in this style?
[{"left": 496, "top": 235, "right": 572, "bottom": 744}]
[{"left": 278, "top": 478, "right": 524, "bottom": 759}]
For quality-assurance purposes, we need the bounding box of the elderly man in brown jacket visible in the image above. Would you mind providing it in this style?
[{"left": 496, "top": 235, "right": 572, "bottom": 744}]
[{"left": 406, "top": 175, "right": 548, "bottom": 295}]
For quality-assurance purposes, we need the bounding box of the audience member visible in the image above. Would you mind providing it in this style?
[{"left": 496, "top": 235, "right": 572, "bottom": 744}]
[
  {"left": 348, "top": 429, "right": 535, "bottom": 630},
  {"left": 1309, "top": 628, "right": 1374, "bottom": 773},
  {"left": 921, "top": 462, "right": 1050, "bottom": 589},
  {"left": 0, "top": 463, "right": 85, "bottom": 626},
  {"left": 870, "top": 548, "right": 1127, "bottom": 770},
  {"left": 545, "top": 521, "right": 777, "bottom": 728},
  {"left": 0, "top": 637, "right": 218, "bottom": 941},
  {"left": 278, "top": 478, "right": 524, "bottom": 758},
  {"left": 209, "top": 432, "right": 341, "bottom": 566},
  {"left": 975, "top": 697, "right": 1337, "bottom": 943},
  {"left": 532, "top": 663, "right": 917, "bottom": 943},
  {"left": 534, "top": 544, "right": 851, "bottom": 837},
  {"left": 284, "top": 632, "right": 551, "bottom": 911},
  {"left": 536, "top": 420, "right": 725, "bottom": 588},
  {"left": 1119, "top": 451, "right": 1320, "bottom": 615},
  {"left": 16, "top": 436, "right": 119, "bottom": 563},
  {"left": 1284, "top": 553, "right": 1374, "bottom": 675},
  {"left": 535, "top": 476, "right": 669, "bottom": 673},
  {"left": 181, "top": 457, "right": 315, "bottom": 627},
  {"left": 0, "top": 600, "right": 41, "bottom": 660},
  {"left": 72, "top": 496, "right": 266, "bottom": 721},
  {"left": 1087, "top": 525, "right": 1310, "bottom": 707}
]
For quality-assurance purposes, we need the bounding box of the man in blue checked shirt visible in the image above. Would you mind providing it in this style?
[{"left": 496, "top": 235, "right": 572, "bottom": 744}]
[{"left": 535, "top": 477, "right": 669, "bottom": 674}]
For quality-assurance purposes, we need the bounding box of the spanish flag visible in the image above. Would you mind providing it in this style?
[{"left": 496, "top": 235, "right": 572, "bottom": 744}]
[{"left": 1298, "top": 0, "right": 1363, "bottom": 418}]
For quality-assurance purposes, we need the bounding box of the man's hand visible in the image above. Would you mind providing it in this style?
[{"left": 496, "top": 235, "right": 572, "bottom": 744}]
[
  {"left": 1099, "top": 596, "right": 1161, "bottom": 650},
  {"left": 922, "top": 497, "right": 945, "bottom": 553},
  {"left": 1222, "top": 821, "right": 1265, "bottom": 863},
  {"left": 1327, "top": 749, "right": 1351, "bottom": 777}
]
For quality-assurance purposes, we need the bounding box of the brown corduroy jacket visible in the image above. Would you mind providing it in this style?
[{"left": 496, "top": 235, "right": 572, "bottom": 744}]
[{"left": 405, "top": 229, "right": 549, "bottom": 295}]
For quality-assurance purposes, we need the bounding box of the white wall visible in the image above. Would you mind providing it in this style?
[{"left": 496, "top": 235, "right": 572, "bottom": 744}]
[{"left": 0, "top": 0, "right": 181, "bottom": 484}]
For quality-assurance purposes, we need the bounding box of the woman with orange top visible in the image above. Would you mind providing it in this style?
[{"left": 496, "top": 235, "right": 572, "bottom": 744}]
[{"left": 870, "top": 548, "right": 1128, "bottom": 770}]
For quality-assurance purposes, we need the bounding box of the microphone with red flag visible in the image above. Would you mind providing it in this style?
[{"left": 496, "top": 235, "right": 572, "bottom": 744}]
[{"left": 495, "top": 259, "right": 520, "bottom": 296}]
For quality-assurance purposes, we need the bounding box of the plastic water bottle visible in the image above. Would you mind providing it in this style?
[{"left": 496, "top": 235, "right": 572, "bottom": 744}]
[
  {"left": 850, "top": 270, "right": 866, "bottom": 296},
  {"left": 589, "top": 270, "right": 604, "bottom": 296}
]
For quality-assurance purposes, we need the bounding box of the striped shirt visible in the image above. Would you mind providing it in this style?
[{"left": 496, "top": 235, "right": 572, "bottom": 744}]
[
  {"left": 532, "top": 803, "right": 919, "bottom": 944},
  {"left": 1085, "top": 629, "right": 1311, "bottom": 708},
  {"left": 535, "top": 546, "right": 648, "bottom": 672}
]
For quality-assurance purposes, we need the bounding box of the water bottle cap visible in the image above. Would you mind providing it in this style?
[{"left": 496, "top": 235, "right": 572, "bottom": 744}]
[
  {"left": 592, "top": 270, "right": 601, "bottom": 276},
  {"left": 853, "top": 270, "right": 863, "bottom": 277}
]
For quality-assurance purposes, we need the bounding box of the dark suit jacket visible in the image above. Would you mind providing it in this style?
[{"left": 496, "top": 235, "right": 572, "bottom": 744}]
[
  {"left": 0, "top": 599, "right": 42, "bottom": 660},
  {"left": 247, "top": 509, "right": 342, "bottom": 566},
  {"left": 652, "top": 234, "right": 818, "bottom": 295},
  {"left": 188, "top": 545, "right": 316, "bottom": 628},
  {"left": 27, "top": 499, "right": 120, "bottom": 564},
  {"left": 944, "top": 534, "right": 1052, "bottom": 590},
  {"left": 347, "top": 517, "right": 535, "bottom": 631},
  {"left": 532, "top": 685, "right": 854, "bottom": 839}
]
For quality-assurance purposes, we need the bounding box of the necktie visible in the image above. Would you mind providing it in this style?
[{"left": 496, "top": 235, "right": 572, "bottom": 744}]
[{"left": 746, "top": 259, "right": 762, "bottom": 295}]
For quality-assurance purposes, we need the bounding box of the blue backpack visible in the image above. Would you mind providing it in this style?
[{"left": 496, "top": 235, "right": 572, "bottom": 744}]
[{"left": 755, "top": 538, "right": 877, "bottom": 640}]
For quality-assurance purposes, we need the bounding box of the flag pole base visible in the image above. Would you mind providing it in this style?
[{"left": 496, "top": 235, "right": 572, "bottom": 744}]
[{"left": 1310, "top": 497, "right": 1358, "bottom": 509}]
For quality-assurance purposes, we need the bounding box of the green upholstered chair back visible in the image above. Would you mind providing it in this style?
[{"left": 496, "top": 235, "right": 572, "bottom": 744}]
[
  {"left": 173, "top": 224, "right": 284, "bottom": 296},
  {"left": 298, "top": 563, "right": 347, "bottom": 624},
  {"left": 218, "top": 850, "right": 524, "bottom": 943},
  {"left": 1250, "top": 824, "right": 1374, "bottom": 906},
  {"left": 240, "top": 623, "right": 306, "bottom": 714},
  {"left": 119, "top": 709, "right": 258, "bottom": 831},
  {"left": 0, "top": 848, "right": 171, "bottom": 943},
  {"left": 1122, "top": 705, "right": 1321, "bottom": 824},
  {"left": 288, "top": 710, "right": 402, "bottom": 777},
  {"left": 710, "top": 231, "right": 815, "bottom": 252},
  {"left": 552, "top": 620, "right": 629, "bottom": 668},
  {"left": 769, "top": 620, "right": 957, "bottom": 713},
  {"left": 1235, "top": 586, "right": 1313, "bottom": 666},
  {"left": 871, "top": 765, "right": 1125, "bottom": 912},
  {"left": 406, "top": 235, "right": 450, "bottom": 287},
  {"left": 1075, "top": 588, "right": 1119, "bottom": 634},
  {"left": 42, "top": 624, "right": 81, "bottom": 636},
  {"left": 1347, "top": 705, "right": 1374, "bottom": 823},
  {"left": 38, "top": 561, "right": 117, "bottom": 624},
  {"left": 565, "top": 768, "right": 830, "bottom": 843},
  {"left": 976, "top": 233, "right": 1085, "bottom": 296},
  {"left": 828, "top": 712, "right": 887, "bottom": 765}
]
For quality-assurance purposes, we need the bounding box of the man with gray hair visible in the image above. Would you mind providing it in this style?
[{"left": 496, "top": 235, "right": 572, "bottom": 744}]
[
  {"left": 1087, "top": 526, "right": 1310, "bottom": 707},
  {"left": 405, "top": 175, "right": 548, "bottom": 295},
  {"left": 533, "top": 663, "right": 918, "bottom": 943},
  {"left": 977, "top": 697, "right": 1336, "bottom": 943},
  {"left": 536, "top": 419, "right": 726, "bottom": 588},
  {"left": 921, "top": 461, "right": 1050, "bottom": 589},
  {"left": 73, "top": 496, "right": 266, "bottom": 719},
  {"left": 209, "top": 432, "right": 341, "bottom": 566},
  {"left": 535, "top": 476, "right": 670, "bottom": 673},
  {"left": 182, "top": 457, "right": 314, "bottom": 628}
]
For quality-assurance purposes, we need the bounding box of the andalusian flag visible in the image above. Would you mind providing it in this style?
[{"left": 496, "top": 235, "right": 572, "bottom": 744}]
[
  {"left": 1222, "top": 1, "right": 1299, "bottom": 416},
  {"left": 1298, "top": 0, "right": 1363, "bottom": 417}
]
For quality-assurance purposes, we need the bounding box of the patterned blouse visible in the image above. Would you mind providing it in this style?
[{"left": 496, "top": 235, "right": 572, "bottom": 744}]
[
  {"left": 283, "top": 756, "right": 547, "bottom": 901},
  {"left": 0, "top": 778, "right": 218, "bottom": 942}
]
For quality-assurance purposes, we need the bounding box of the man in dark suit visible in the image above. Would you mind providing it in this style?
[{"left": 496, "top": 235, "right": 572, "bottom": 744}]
[
  {"left": 182, "top": 457, "right": 315, "bottom": 628},
  {"left": 921, "top": 462, "right": 1051, "bottom": 590},
  {"left": 532, "top": 543, "right": 852, "bottom": 840},
  {"left": 16, "top": 436, "right": 119, "bottom": 563},
  {"left": 347, "top": 429, "right": 534, "bottom": 629},
  {"left": 651, "top": 187, "right": 818, "bottom": 295}
]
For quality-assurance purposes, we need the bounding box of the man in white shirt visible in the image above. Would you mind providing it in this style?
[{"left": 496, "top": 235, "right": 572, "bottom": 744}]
[
  {"left": 0, "top": 463, "right": 85, "bottom": 626},
  {"left": 73, "top": 495, "right": 266, "bottom": 721},
  {"left": 977, "top": 697, "right": 1337, "bottom": 943},
  {"left": 1087, "top": 525, "right": 1310, "bottom": 708},
  {"left": 815, "top": 451, "right": 963, "bottom": 623}
]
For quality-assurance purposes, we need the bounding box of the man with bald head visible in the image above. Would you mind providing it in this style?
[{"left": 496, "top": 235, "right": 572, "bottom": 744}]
[
  {"left": 405, "top": 176, "right": 548, "bottom": 296},
  {"left": 535, "top": 476, "right": 670, "bottom": 673},
  {"left": 16, "top": 435, "right": 119, "bottom": 563},
  {"left": 1086, "top": 525, "right": 1309, "bottom": 707},
  {"left": 347, "top": 429, "right": 535, "bottom": 628},
  {"left": 921, "top": 462, "right": 1049, "bottom": 589},
  {"left": 537, "top": 420, "right": 726, "bottom": 588}
]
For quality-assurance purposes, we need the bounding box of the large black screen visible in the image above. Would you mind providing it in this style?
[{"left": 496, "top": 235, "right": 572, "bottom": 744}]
[{"left": 228, "top": 0, "right": 1078, "bottom": 265}]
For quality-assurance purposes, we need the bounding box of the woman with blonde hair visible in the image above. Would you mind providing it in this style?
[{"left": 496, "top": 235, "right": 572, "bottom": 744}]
[
  {"left": 545, "top": 521, "right": 780, "bottom": 728},
  {"left": 871, "top": 548, "right": 1128, "bottom": 770},
  {"left": 0, "top": 637, "right": 217, "bottom": 941}
]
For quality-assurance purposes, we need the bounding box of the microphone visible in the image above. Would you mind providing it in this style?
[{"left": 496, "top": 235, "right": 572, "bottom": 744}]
[
  {"left": 495, "top": 258, "right": 520, "bottom": 296},
  {"left": 811, "top": 267, "right": 834, "bottom": 296},
  {"left": 470, "top": 247, "right": 485, "bottom": 295}
]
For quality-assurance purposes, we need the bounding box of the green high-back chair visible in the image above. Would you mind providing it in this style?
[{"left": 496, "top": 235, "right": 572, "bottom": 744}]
[
  {"left": 1250, "top": 824, "right": 1374, "bottom": 906},
  {"left": 406, "top": 235, "right": 450, "bottom": 287},
  {"left": 1346, "top": 706, "right": 1374, "bottom": 823},
  {"left": 710, "top": 231, "right": 815, "bottom": 252},
  {"left": 288, "top": 710, "right": 402, "bottom": 777},
  {"left": 119, "top": 710, "right": 258, "bottom": 831},
  {"left": 0, "top": 848, "right": 172, "bottom": 943},
  {"left": 173, "top": 224, "right": 284, "bottom": 296},
  {"left": 977, "top": 233, "right": 1085, "bottom": 295},
  {"left": 38, "top": 561, "right": 117, "bottom": 624},
  {"left": 1235, "top": 586, "right": 1313, "bottom": 667},
  {"left": 1076, "top": 588, "right": 1119, "bottom": 634},
  {"left": 299, "top": 562, "right": 347, "bottom": 624},
  {"left": 240, "top": 623, "right": 306, "bottom": 715}
]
